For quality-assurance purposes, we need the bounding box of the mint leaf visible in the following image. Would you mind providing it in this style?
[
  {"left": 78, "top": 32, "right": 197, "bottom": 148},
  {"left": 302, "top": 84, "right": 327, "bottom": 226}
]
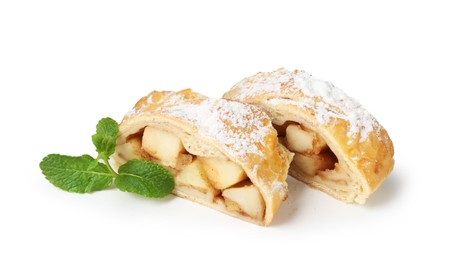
[
  {"left": 92, "top": 117, "right": 119, "bottom": 159},
  {"left": 115, "top": 160, "right": 174, "bottom": 198},
  {"left": 87, "top": 159, "right": 99, "bottom": 170},
  {"left": 40, "top": 154, "right": 114, "bottom": 193}
]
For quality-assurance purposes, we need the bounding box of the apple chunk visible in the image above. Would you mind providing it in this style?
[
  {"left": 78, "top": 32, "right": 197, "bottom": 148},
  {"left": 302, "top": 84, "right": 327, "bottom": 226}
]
[
  {"left": 292, "top": 152, "right": 336, "bottom": 176},
  {"left": 273, "top": 121, "right": 293, "bottom": 136},
  {"left": 175, "top": 160, "right": 217, "bottom": 194},
  {"left": 222, "top": 185, "right": 265, "bottom": 220},
  {"left": 286, "top": 124, "right": 327, "bottom": 154},
  {"left": 116, "top": 136, "right": 144, "bottom": 161},
  {"left": 286, "top": 124, "right": 314, "bottom": 153},
  {"left": 199, "top": 157, "right": 247, "bottom": 190},
  {"left": 142, "top": 127, "right": 186, "bottom": 167}
]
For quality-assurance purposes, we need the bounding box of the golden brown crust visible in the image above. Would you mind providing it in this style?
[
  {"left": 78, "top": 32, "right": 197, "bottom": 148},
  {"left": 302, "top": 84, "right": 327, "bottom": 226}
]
[
  {"left": 223, "top": 68, "right": 395, "bottom": 203},
  {"left": 112, "top": 89, "right": 292, "bottom": 225}
]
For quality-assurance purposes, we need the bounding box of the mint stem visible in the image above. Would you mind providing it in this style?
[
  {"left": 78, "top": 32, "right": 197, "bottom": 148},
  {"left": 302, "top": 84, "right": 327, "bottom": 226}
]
[{"left": 100, "top": 156, "right": 119, "bottom": 177}]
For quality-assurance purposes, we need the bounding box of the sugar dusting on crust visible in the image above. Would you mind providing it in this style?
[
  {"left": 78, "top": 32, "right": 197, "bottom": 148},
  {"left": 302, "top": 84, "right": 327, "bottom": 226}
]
[
  {"left": 232, "top": 68, "right": 380, "bottom": 142},
  {"left": 126, "top": 91, "right": 273, "bottom": 159},
  {"left": 271, "top": 181, "right": 287, "bottom": 198}
]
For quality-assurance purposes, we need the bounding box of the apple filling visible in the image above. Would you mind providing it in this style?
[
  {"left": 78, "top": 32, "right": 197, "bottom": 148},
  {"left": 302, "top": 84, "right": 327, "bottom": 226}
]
[
  {"left": 119, "top": 126, "right": 266, "bottom": 220},
  {"left": 274, "top": 122, "right": 351, "bottom": 187}
]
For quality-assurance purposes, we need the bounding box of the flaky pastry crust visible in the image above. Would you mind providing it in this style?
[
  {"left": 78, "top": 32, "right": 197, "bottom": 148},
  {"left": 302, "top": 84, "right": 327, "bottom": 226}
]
[
  {"left": 223, "top": 68, "right": 394, "bottom": 204},
  {"left": 112, "top": 89, "right": 292, "bottom": 225}
]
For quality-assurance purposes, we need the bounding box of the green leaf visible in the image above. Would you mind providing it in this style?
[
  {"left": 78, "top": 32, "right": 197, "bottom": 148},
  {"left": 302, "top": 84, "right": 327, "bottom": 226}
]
[
  {"left": 92, "top": 117, "right": 119, "bottom": 159},
  {"left": 40, "top": 154, "right": 114, "bottom": 193},
  {"left": 87, "top": 159, "right": 99, "bottom": 170},
  {"left": 115, "top": 160, "right": 175, "bottom": 198}
]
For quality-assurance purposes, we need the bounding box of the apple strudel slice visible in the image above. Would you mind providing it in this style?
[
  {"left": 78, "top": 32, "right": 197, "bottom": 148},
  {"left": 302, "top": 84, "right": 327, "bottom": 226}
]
[
  {"left": 223, "top": 68, "right": 395, "bottom": 204},
  {"left": 112, "top": 89, "right": 293, "bottom": 225}
]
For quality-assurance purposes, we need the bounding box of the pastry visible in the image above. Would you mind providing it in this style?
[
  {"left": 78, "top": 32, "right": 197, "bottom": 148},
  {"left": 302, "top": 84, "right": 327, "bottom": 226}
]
[
  {"left": 223, "top": 68, "right": 394, "bottom": 204},
  {"left": 112, "top": 89, "right": 293, "bottom": 225}
]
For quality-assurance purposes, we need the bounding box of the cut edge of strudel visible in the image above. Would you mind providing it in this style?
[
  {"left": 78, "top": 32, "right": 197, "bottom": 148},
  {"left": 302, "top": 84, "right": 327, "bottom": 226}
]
[
  {"left": 112, "top": 89, "right": 293, "bottom": 226},
  {"left": 223, "top": 68, "right": 395, "bottom": 204}
]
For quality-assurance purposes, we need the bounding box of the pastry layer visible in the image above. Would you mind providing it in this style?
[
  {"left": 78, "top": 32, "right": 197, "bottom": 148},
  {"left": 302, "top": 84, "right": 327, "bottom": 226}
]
[
  {"left": 112, "top": 89, "right": 293, "bottom": 225},
  {"left": 223, "top": 68, "right": 395, "bottom": 203}
]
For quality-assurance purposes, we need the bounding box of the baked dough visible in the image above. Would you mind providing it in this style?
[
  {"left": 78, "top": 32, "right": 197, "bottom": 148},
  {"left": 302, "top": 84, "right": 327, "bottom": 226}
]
[
  {"left": 223, "top": 68, "right": 394, "bottom": 204},
  {"left": 112, "top": 89, "right": 293, "bottom": 225}
]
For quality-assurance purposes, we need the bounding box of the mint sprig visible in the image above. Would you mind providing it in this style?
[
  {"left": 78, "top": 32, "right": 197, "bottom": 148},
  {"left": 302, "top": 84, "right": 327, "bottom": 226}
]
[{"left": 39, "top": 117, "right": 174, "bottom": 198}]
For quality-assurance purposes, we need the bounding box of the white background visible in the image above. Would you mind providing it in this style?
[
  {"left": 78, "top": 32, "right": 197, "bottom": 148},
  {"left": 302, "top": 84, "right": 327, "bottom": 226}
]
[{"left": 1, "top": 1, "right": 447, "bottom": 259}]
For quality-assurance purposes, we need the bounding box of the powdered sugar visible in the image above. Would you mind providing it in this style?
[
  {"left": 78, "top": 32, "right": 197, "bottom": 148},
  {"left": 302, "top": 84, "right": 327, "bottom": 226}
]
[
  {"left": 127, "top": 91, "right": 273, "bottom": 159},
  {"left": 271, "top": 181, "right": 287, "bottom": 197},
  {"left": 232, "top": 68, "right": 380, "bottom": 142}
]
